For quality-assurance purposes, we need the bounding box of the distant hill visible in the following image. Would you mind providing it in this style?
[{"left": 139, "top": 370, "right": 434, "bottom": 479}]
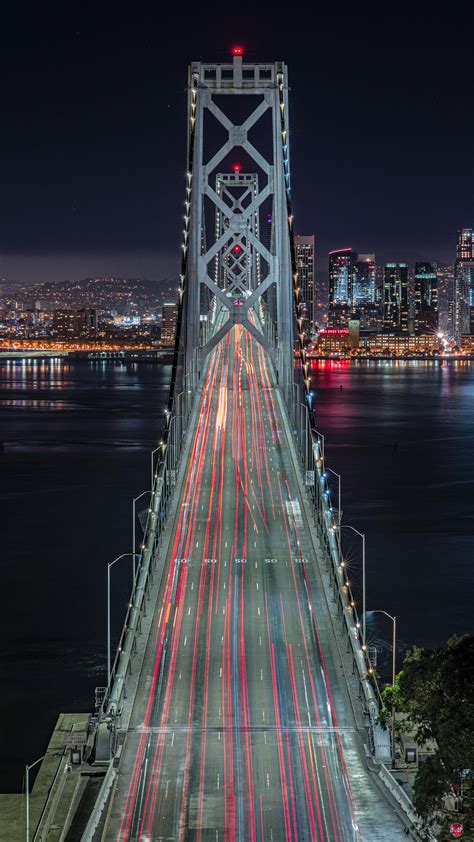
[{"left": 0, "top": 277, "right": 178, "bottom": 311}]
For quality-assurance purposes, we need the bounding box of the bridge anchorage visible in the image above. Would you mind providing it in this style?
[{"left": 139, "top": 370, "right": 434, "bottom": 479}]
[{"left": 30, "top": 53, "right": 416, "bottom": 842}]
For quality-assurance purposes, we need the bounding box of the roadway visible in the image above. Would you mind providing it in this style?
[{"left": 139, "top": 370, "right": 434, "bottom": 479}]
[{"left": 105, "top": 322, "right": 407, "bottom": 840}]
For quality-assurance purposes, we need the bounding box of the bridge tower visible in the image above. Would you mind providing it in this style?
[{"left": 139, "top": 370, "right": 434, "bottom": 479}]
[{"left": 177, "top": 50, "right": 296, "bottom": 405}]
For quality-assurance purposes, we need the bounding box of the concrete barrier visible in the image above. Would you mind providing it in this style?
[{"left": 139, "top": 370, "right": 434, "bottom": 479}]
[
  {"left": 377, "top": 764, "right": 436, "bottom": 839},
  {"left": 80, "top": 763, "right": 116, "bottom": 842}
]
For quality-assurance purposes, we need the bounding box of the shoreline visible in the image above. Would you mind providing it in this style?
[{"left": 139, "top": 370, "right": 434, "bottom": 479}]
[
  {"left": 0, "top": 349, "right": 174, "bottom": 362},
  {"left": 307, "top": 354, "right": 474, "bottom": 362}
]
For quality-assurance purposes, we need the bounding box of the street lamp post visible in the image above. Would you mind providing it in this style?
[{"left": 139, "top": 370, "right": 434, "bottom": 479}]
[
  {"left": 25, "top": 754, "right": 62, "bottom": 841},
  {"left": 298, "top": 402, "right": 309, "bottom": 467},
  {"left": 132, "top": 490, "right": 149, "bottom": 579},
  {"left": 151, "top": 447, "right": 160, "bottom": 493},
  {"left": 341, "top": 524, "right": 366, "bottom": 648},
  {"left": 167, "top": 415, "right": 176, "bottom": 473},
  {"left": 326, "top": 467, "right": 341, "bottom": 542},
  {"left": 315, "top": 430, "right": 325, "bottom": 464},
  {"left": 107, "top": 553, "right": 136, "bottom": 688},
  {"left": 371, "top": 609, "right": 397, "bottom": 767}
]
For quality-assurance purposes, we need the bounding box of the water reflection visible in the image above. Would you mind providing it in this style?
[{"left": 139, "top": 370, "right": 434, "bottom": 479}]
[
  {"left": 311, "top": 360, "right": 474, "bottom": 662},
  {"left": 1, "top": 359, "right": 171, "bottom": 791},
  {"left": 0, "top": 359, "right": 70, "bottom": 389}
]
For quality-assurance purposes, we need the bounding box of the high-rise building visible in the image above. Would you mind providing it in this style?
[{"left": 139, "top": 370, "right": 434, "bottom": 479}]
[
  {"left": 454, "top": 228, "right": 474, "bottom": 338},
  {"left": 328, "top": 248, "right": 356, "bottom": 327},
  {"left": 353, "top": 254, "right": 376, "bottom": 305},
  {"left": 295, "top": 234, "right": 315, "bottom": 336},
  {"left": 436, "top": 265, "right": 454, "bottom": 337},
  {"left": 353, "top": 254, "right": 379, "bottom": 329},
  {"left": 161, "top": 302, "right": 178, "bottom": 346},
  {"left": 383, "top": 264, "right": 409, "bottom": 333},
  {"left": 53, "top": 308, "right": 97, "bottom": 338},
  {"left": 414, "top": 262, "right": 438, "bottom": 333},
  {"left": 447, "top": 299, "right": 456, "bottom": 339}
]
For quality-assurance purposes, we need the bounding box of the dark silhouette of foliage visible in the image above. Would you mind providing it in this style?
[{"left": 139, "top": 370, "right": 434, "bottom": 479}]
[{"left": 396, "top": 635, "right": 474, "bottom": 829}]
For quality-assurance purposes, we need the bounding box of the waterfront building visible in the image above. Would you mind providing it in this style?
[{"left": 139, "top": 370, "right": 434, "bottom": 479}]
[
  {"left": 316, "top": 328, "right": 351, "bottom": 354},
  {"left": 359, "top": 333, "right": 440, "bottom": 355},
  {"left": 161, "top": 302, "right": 178, "bottom": 346},
  {"left": 383, "top": 264, "right": 409, "bottom": 333},
  {"left": 454, "top": 228, "right": 474, "bottom": 337},
  {"left": 295, "top": 234, "right": 315, "bottom": 337},
  {"left": 460, "top": 334, "right": 474, "bottom": 352},
  {"left": 53, "top": 308, "right": 97, "bottom": 339},
  {"left": 414, "top": 262, "right": 438, "bottom": 333},
  {"left": 314, "top": 328, "right": 440, "bottom": 356}
]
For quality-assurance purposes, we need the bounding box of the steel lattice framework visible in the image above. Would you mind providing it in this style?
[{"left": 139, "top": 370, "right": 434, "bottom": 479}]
[
  {"left": 175, "top": 55, "right": 297, "bottom": 403},
  {"left": 214, "top": 171, "right": 261, "bottom": 296}
]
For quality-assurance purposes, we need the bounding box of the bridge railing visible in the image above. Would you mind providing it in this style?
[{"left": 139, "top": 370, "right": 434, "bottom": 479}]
[
  {"left": 100, "top": 279, "right": 228, "bottom": 727},
  {"left": 287, "top": 373, "right": 391, "bottom": 761},
  {"left": 102, "top": 347, "right": 201, "bottom": 721}
]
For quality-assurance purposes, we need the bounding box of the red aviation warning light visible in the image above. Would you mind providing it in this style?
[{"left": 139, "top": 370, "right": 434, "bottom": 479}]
[
  {"left": 232, "top": 46, "right": 243, "bottom": 57},
  {"left": 233, "top": 164, "right": 241, "bottom": 173},
  {"left": 233, "top": 244, "right": 242, "bottom": 254}
]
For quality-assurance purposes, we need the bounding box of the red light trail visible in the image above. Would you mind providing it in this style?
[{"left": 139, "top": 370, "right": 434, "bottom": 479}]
[{"left": 110, "top": 318, "right": 383, "bottom": 840}]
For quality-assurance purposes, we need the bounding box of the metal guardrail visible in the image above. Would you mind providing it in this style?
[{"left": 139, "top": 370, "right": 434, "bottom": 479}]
[
  {"left": 80, "top": 763, "right": 116, "bottom": 842},
  {"left": 101, "top": 293, "right": 231, "bottom": 727},
  {"left": 288, "top": 381, "right": 391, "bottom": 761},
  {"left": 103, "top": 349, "right": 200, "bottom": 719},
  {"left": 378, "top": 764, "right": 432, "bottom": 839}
]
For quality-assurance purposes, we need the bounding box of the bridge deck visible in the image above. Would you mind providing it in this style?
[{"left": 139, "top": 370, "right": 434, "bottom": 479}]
[{"left": 105, "top": 326, "right": 406, "bottom": 840}]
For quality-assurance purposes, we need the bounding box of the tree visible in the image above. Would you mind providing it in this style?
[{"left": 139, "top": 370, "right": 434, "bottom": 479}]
[{"left": 396, "top": 635, "right": 474, "bottom": 832}]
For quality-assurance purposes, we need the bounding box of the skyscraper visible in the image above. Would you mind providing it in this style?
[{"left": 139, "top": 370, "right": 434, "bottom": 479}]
[
  {"left": 383, "top": 264, "right": 409, "bottom": 333},
  {"left": 295, "top": 234, "right": 315, "bottom": 336},
  {"left": 454, "top": 228, "right": 474, "bottom": 338},
  {"left": 328, "top": 248, "right": 356, "bottom": 327},
  {"left": 353, "top": 254, "right": 376, "bottom": 305},
  {"left": 353, "top": 254, "right": 379, "bottom": 328},
  {"left": 436, "top": 264, "right": 454, "bottom": 337},
  {"left": 161, "top": 302, "right": 178, "bottom": 346},
  {"left": 414, "top": 262, "right": 438, "bottom": 333}
]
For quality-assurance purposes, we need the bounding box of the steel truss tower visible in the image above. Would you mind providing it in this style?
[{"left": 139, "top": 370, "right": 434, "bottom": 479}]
[
  {"left": 214, "top": 171, "right": 261, "bottom": 295},
  {"left": 178, "top": 54, "right": 295, "bottom": 402}
]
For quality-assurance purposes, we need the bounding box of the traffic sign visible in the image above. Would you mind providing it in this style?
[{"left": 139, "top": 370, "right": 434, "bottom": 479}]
[
  {"left": 450, "top": 824, "right": 463, "bottom": 838},
  {"left": 64, "top": 731, "right": 87, "bottom": 745}
]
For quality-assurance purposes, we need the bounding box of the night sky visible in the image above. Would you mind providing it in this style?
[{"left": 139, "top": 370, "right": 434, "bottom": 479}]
[{"left": 1, "top": 3, "right": 472, "bottom": 282}]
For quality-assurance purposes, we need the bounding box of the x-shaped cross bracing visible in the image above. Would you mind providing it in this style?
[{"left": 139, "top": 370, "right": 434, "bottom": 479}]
[{"left": 197, "top": 94, "right": 277, "bottom": 361}]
